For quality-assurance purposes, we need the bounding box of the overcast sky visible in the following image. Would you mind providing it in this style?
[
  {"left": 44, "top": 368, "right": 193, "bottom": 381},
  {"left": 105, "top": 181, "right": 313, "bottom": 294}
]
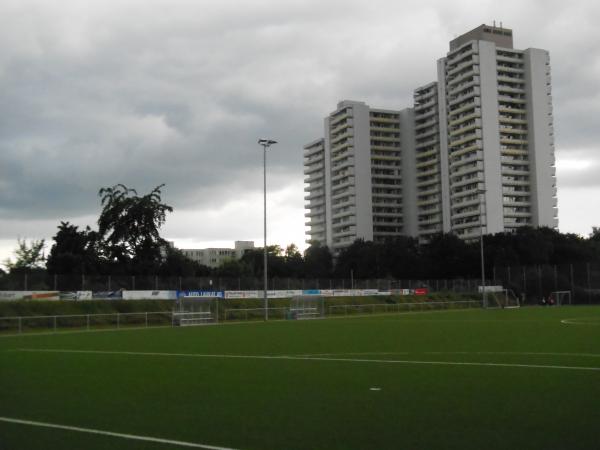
[{"left": 1, "top": 0, "right": 599, "bottom": 267}]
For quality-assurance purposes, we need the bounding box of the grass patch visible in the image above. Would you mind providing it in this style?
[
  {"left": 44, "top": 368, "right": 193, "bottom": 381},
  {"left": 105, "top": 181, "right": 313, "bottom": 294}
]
[{"left": 1, "top": 306, "right": 599, "bottom": 449}]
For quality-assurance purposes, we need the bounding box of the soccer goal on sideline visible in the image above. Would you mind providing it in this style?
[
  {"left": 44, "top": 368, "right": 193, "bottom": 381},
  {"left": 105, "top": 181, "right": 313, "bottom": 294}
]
[
  {"left": 172, "top": 292, "right": 220, "bottom": 326},
  {"left": 549, "top": 290, "right": 572, "bottom": 306},
  {"left": 287, "top": 296, "right": 324, "bottom": 320},
  {"left": 486, "top": 289, "right": 521, "bottom": 309}
]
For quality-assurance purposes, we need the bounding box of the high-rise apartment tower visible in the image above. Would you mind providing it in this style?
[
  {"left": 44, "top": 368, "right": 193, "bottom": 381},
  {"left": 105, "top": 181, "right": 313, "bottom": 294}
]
[{"left": 304, "top": 24, "right": 558, "bottom": 250}]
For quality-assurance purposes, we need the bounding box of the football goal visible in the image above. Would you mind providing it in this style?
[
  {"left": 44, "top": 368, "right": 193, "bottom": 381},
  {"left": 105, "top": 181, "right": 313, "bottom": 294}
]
[
  {"left": 486, "top": 289, "right": 521, "bottom": 309},
  {"left": 172, "top": 293, "right": 220, "bottom": 326},
  {"left": 549, "top": 290, "right": 572, "bottom": 306},
  {"left": 287, "top": 296, "right": 324, "bottom": 320}
]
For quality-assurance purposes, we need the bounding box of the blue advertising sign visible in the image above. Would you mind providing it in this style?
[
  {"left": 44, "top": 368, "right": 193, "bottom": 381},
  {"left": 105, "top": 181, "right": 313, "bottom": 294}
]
[
  {"left": 178, "top": 291, "right": 225, "bottom": 298},
  {"left": 302, "top": 289, "right": 321, "bottom": 296}
]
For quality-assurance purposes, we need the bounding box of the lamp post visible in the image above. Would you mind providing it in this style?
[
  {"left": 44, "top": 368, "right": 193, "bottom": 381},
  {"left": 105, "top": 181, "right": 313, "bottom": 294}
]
[
  {"left": 258, "top": 139, "right": 277, "bottom": 320},
  {"left": 479, "top": 189, "right": 487, "bottom": 308}
]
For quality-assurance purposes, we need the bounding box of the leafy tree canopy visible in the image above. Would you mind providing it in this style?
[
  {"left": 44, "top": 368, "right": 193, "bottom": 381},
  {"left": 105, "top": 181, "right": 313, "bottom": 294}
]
[
  {"left": 3, "top": 238, "right": 46, "bottom": 272},
  {"left": 97, "top": 183, "right": 173, "bottom": 270}
]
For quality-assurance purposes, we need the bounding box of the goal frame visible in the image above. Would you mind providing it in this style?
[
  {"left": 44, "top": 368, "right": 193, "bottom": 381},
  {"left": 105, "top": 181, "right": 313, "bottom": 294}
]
[
  {"left": 486, "top": 289, "right": 521, "bottom": 309},
  {"left": 288, "top": 295, "right": 324, "bottom": 320},
  {"left": 173, "top": 292, "right": 220, "bottom": 326},
  {"left": 549, "top": 290, "right": 572, "bottom": 306}
]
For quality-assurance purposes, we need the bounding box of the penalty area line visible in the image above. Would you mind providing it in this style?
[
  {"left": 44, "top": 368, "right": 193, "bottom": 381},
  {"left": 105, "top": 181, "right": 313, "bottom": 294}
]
[
  {"left": 14, "top": 348, "right": 600, "bottom": 372},
  {"left": 0, "top": 416, "right": 238, "bottom": 450}
]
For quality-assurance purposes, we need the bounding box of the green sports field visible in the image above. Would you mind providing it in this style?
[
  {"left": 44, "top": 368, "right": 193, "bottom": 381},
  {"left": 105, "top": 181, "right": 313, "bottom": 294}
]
[{"left": 1, "top": 306, "right": 600, "bottom": 450}]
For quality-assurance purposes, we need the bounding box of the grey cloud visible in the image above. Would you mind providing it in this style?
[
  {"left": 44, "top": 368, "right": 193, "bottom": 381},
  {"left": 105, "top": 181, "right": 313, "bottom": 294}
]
[{"left": 1, "top": 0, "right": 600, "bottom": 245}]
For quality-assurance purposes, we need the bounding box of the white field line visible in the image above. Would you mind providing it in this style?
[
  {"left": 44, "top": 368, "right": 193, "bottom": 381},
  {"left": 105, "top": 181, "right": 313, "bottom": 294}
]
[
  {"left": 12, "top": 348, "right": 600, "bottom": 372},
  {"left": 297, "top": 351, "right": 600, "bottom": 359},
  {"left": 0, "top": 325, "right": 175, "bottom": 339},
  {"left": 561, "top": 318, "right": 600, "bottom": 326},
  {"left": 0, "top": 416, "right": 238, "bottom": 450}
]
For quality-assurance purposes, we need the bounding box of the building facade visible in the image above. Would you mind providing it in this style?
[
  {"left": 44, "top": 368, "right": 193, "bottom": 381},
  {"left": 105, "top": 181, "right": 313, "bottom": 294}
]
[
  {"left": 180, "top": 241, "right": 254, "bottom": 268},
  {"left": 304, "top": 24, "right": 558, "bottom": 250},
  {"left": 304, "top": 100, "right": 417, "bottom": 253},
  {"left": 440, "top": 24, "right": 558, "bottom": 240}
]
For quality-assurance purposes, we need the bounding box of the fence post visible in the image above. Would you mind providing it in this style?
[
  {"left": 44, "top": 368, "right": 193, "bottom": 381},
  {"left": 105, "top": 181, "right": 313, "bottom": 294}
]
[
  {"left": 145, "top": 312, "right": 148, "bottom": 327},
  {"left": 87, "top": 315, "right": 90, "bottom": 331},
  {"left": 117, "top": 313, "right": 120, "bottom": 329},
  {"left": 522, "top": 266, "right": 527, "bottom": 302},
  {"left": 53, "top": 316, "right": 57, "bottom": 333},
  {"left": 587, "top": 263, "right": 592, "bottom": 304},
  {"left": 537, "top": 265, "right": 543, "bottom": 299},
  {"left": 18, "top": 317, "right": 22, "bottom": 334},
  {"left": 569, "top": 264, "right": 575, "bottom": 303}
]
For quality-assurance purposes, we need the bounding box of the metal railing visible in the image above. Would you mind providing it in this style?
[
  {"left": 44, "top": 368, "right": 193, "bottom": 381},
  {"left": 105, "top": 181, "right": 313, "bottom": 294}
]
[
  {"left": 223, "top": 307, "right": 288, "bottom": 322},
  {"left": 1, "top": 299, "right": 484, "bottom": 334},
  {"left": 328, "top": 300, "right": 482, "bottom": 315},
  {"left": 0, "top": 311, "right": 172, "bottom": 334}
]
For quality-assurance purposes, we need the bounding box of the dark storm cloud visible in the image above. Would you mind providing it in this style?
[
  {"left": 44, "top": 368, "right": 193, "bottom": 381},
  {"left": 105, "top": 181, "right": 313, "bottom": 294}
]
[{"left": 1, "top": 0, "right": 599, "bottom": 246}]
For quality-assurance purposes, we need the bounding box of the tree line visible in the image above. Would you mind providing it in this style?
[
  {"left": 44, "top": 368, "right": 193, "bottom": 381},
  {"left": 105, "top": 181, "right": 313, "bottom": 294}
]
[{"left": 2, "top": 184, "right": 600, "bottom": 281}]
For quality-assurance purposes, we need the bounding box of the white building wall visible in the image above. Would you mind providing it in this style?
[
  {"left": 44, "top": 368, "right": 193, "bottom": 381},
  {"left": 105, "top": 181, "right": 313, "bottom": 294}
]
[
  {"left": 478, "top": 40, "right": 505, "bottom": 234},
  {"left": 352, "top": 102, "right": 375, "bottom": 241},
  {"left": 436, "top": 59, "right": 452, "bottom": 233},
  {"left": 523, "top": 48, "right": 559, "bottom": 228},
  {"left": 400, "top": 107, "right": 418, "bottom": 237},
  {"left": 323, "top": 116, "right": 334, "bottom": 248}
]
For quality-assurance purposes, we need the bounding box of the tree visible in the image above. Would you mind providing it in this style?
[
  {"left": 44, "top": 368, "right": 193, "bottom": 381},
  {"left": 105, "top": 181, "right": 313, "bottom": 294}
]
[
  {"left": 240, "top": 245, "right": 286, "bottom": 278},
  {"left": 304, "top": 241, "right": 333, "bottom": 278},
  {"left": 97, "top": 184, "right": 173, "bottom": 273},
  {"left": 46, "top": 222, "right": 101, "bottom": 274},
  {"left": 159, "top": 246, "right": 209, "bottom": 277},
  {"left": 3, "top": 238, "right": 46, "bottom": 272},
  {"left": 284, "top": 244, "right": 304, "bottom": 277}
]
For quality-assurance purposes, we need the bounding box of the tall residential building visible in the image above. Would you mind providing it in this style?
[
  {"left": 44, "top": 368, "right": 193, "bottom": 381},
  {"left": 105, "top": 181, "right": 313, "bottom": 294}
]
[
  {"left": 440, "top": 24, "right": 558, "bottom": 240},
  {"left": 304, "top": 100, "right": 416, "bottom": 253},
  {"left": 304, "top": 24, "right": 558, "bottom": 249}
]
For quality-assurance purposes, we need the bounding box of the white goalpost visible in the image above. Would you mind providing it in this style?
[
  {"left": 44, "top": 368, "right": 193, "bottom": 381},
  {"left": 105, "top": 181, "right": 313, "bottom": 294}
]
[
  {"left": 549, "top": 291, "right": 572, "bottom": 306},
  {"left": 288, "top": 296, "right": 324, "bottom": 320},
  {"left": 172, "top": 292, "right": 220, "bottom": 326},
  {"left": 486, "top": 289, "right": 521, "bottom": 309}
]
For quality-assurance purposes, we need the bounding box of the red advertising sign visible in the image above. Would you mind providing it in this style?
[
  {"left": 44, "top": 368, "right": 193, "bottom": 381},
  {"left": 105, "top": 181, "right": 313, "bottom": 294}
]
[{"left": 414, "top": 288, "right": 428, "bottom": 296}]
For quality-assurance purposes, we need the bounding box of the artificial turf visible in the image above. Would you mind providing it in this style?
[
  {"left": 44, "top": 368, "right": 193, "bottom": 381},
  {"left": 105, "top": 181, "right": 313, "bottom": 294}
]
[{"left": 1, "top": 306, "right": 599, "bottom": 450}]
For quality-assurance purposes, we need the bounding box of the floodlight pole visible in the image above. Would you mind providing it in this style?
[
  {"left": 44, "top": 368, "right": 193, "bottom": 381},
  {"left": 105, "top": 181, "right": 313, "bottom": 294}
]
[{"left": 258, "top": 139, "right": 277, "bottom": 321}]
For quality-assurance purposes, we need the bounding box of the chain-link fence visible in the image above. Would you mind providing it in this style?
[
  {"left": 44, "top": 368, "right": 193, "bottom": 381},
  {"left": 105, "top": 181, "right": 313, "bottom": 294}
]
[
  {"left": 2, "top": 263, "right": 600, "bottom": 304},
  {"left": 492, "top": 263, "right": 600, "bottom": 305},
  {"left": 0, "top": 273, "right": 482, "bottom": 293}
]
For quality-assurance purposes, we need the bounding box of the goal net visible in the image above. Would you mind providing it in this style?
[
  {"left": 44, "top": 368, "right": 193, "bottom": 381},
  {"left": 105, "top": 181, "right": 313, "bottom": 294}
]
[
  {"left": 173, "top": 292, "right": 219, "bottom": 326},
  {"left": 549, "top": 291, "right": 571, "bottom": 306},
  {"left": 486, "top": 289, "right": 521, "bottom": 309},
  {"left": 288, "top": 296, "right": 324, "bottom": 320}
]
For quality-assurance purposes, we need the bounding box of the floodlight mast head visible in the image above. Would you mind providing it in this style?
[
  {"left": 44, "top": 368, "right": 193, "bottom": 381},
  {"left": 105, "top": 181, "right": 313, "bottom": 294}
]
[{"left": 258, "top": 139, "right": 277, "bottom": 147}]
